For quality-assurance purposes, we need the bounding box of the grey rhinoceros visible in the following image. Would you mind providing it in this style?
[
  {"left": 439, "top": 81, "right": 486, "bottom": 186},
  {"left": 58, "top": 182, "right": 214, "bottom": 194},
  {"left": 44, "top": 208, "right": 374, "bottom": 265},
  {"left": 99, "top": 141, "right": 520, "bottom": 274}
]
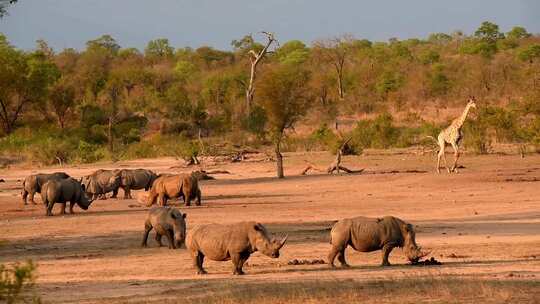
[
  {"left": 141, "top": 206, "right": 187, "bottom": 249},
  {"left": 186, "top": 221, "right": 287, "bottom": 275},
  {"left": 41, "top": 178, "right": 94, "bottom": 216},
  {"left": 21, "top": 172, "right": 70, "bottom": 205},
  {"left": 328, "top": 216, "right": 428, "bottom": 267},
  {"left": 81, "top": 169, "right": 121, "bottom": 200},
  {"left": 116, "top": 169, "right": 158, "bottom": 199}
]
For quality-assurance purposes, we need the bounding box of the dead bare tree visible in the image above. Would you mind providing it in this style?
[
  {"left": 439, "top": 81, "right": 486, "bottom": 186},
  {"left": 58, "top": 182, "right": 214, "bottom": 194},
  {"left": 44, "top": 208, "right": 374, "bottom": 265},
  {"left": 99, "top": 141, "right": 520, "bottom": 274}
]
[
  {"left": 301, "top": 137, "right": 362, "bottom": 175},
  {"left": 245, "top": 31, "right": 278, "bottom": 114}
]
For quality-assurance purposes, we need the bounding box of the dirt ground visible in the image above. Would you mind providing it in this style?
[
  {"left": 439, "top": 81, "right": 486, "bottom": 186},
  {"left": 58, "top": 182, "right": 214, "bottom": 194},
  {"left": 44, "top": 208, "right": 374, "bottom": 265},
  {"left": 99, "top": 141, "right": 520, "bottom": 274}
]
[{"left": 0, "top": 151, "right": 539, "bottom": 303}]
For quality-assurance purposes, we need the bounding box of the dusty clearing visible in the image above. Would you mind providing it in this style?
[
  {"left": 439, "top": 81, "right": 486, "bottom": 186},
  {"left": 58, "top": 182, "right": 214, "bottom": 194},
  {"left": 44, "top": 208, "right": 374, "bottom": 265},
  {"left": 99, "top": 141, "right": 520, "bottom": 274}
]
[{"left": 1, "top": 151, "right": 539, "bottom": 303}]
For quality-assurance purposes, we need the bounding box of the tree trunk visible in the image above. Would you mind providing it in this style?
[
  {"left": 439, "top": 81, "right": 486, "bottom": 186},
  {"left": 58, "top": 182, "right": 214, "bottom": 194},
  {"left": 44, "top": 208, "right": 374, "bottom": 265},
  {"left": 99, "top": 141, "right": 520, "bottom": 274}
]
[
  {"left": 275, "top": 140, "right": 284, "bottom": 179},
  {"left": 108, "top": 116, "right": 114, "bottom": 156}
]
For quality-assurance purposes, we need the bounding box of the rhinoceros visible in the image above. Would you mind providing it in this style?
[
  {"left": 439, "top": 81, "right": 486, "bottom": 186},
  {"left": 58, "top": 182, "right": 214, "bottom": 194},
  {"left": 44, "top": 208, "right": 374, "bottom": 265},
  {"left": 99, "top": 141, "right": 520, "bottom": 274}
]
[
  {"left": 81, "top": 169, "right": 121, "bottom": 200},
  {"left": 186, "top": 221, "right": 287, "bottom": 275},
  {"left": 328, "top": 216, "right": 428, "bottom": 267},
  {"left": 21, "top": 172, "right": 70, "bottom": 205},
  {"left": 116, "top": 169, "right": 157, "bottom": 199},
  {"left": 40, "top": 178, "right": 94, "bottom": 216},
  {"left": 141, "top": 206, "right": 187, "bottom": 249},
  {"left": 146, "top": 173, "right": 201, "bottom": 207}
]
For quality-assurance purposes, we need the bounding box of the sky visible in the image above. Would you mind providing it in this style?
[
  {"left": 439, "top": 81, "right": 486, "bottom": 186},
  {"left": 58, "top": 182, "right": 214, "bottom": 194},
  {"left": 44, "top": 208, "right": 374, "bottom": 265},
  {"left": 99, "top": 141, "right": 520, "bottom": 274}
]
[{"left": 1, "top": 0, "right": 539, "bottom": 51}]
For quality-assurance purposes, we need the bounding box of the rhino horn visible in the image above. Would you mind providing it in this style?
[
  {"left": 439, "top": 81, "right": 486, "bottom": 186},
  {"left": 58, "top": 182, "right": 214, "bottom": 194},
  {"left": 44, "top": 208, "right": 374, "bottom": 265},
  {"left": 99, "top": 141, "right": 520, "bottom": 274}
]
[{"left": 278, "top": 234, "right": 288, "bottom": 249}]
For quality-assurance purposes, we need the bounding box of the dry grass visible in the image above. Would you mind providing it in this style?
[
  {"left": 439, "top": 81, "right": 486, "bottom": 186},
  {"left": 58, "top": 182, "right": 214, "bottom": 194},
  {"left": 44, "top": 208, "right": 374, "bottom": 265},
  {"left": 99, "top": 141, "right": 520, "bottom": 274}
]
[{"left": 151, "top": 277, "right": 539, "bottom": 304}]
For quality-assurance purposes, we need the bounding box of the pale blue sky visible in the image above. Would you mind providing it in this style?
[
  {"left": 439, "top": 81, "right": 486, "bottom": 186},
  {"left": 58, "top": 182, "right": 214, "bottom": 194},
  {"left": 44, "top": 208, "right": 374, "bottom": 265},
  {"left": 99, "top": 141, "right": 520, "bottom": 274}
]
[{"left": 1, "top": 0, "right": 539, "bottom": 51}]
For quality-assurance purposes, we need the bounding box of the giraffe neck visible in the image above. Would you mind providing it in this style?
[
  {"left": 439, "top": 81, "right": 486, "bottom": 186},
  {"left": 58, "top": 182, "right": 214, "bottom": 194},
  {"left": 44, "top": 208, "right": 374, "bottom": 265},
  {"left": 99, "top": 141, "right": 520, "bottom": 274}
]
[{"left": 455, "top": 105, "right": 471, "bottom": 128}]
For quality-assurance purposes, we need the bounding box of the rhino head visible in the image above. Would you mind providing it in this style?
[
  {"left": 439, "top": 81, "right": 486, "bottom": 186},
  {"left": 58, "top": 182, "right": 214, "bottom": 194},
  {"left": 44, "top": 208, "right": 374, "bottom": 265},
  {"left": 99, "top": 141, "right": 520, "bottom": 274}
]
[
  {"left": 169, "top": 209, "right": 187, "bottom": 248},
  {"left": 108, "top": 171, "right": 122, "bottom": 188},
  {"left": 77, "top": 181, "right": 95, "bottom": 210},
  {"left": 401, "top": 223, "right": 429, "bottom": 263},
  {"left": 253, "top": 224, "right": 288, "bottom": 258}
]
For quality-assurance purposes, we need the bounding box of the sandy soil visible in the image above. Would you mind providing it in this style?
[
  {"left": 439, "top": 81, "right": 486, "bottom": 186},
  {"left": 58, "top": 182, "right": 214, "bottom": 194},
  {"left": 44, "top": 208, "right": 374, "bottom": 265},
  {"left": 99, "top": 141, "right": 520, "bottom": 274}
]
[{"left": 0, "top": 151, "right": 539, "bottom": 303}]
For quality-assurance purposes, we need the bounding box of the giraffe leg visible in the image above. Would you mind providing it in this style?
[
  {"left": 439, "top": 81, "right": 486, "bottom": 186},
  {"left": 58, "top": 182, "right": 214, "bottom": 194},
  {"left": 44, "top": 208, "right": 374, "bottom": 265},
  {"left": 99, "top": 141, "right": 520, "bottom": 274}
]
[
  {"left": 450, "top": 142, "right": 460, "bottom": 173},
  {"left": 437, "top": 143, "right": 447, "bottom": 174}
]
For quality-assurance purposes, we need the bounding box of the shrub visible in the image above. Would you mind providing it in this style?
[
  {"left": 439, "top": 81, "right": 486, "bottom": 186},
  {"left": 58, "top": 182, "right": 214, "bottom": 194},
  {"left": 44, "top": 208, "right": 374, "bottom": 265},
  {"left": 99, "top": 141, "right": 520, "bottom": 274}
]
[
  {"left": 0, "top": 261, "right": 39, "bottom": 304},
  {"left": 75, "top": 140, "right": 105, "bottom": 163},
  {"left": 28, "top": 137, "right": 75, "bottom": 165},
  {"left": 242, "top": 105, "right": 267, "bottom": 139},
  {"left": 463, "top": 120, "right": 491, "bottom": 154}
]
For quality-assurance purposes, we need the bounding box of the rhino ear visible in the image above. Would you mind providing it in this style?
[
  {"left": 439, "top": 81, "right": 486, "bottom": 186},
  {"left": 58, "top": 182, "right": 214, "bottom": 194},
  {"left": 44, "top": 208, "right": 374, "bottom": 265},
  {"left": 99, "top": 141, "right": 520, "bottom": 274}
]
[
  {"left": 182, "top": 213, "right": 187, "bottom": 219},
  {"left": 405, "top": 223, "right": 414, "bottom": 232},
  {"left": 170, "top": 210, "right": 177, "bottom": 219},
  {"left": 253, "top": 224, "right": 262, "bottom": 231}
]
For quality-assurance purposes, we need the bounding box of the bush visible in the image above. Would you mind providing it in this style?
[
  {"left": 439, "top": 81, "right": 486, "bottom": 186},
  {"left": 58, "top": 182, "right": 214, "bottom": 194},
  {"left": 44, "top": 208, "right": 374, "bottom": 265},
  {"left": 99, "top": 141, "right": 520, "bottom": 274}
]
[
  {"left": 0, "top": 261, "right": 39, "bottom": 304},
  {"left": 242, "top": 105, "right": 267, "bottom": 139},
  {"left": 28, "top": 137, "right": 75, "bottom": 165},
  {"left": 463, "top": 120, "right": 492, "bottom": 154},
  {"left": 74, "top": 140, "right": 105, "bottom": 163}
]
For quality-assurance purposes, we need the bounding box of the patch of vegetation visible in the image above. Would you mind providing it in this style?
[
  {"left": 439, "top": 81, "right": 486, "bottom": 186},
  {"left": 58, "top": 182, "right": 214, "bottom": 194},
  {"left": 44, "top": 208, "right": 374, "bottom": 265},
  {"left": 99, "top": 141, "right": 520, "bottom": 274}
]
[
  {"left": 167, "top": 277, "right": 539, "bottom": 304},
  {"left": 0, "top": 261, "right": 40, "bottom": 304}
]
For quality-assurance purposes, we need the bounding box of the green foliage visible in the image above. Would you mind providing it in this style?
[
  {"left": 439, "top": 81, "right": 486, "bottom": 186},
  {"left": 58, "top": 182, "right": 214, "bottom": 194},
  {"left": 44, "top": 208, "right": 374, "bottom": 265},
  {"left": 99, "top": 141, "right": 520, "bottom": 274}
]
[
  {"left": 517, "top": 44, "right": 540, "bottom": 62},
  {"left": 86, "top": 34, "right": 120, "bottom": 54},
  {"left": 506, "top": 26, "right": 531, "bottom": 40},
  {"left": 0, "top": 261, "right": 39, "bottom": 304},
  {"left": 277, "top": 40, "right": 310, "bottom": 65},
  {"left": 145, "top": 38, "right": 174, "bottom": 59},
  {"left": 258, "top": 64, "right": 312, "bottom": 139},
  {"left": 463, "top": 120, "right": 491, "bottom": 154},
  {"left": 351, "top": 113, "right": 399, "bottom": 149},
  {"left": 376, "top": 71, "right": 403, "bottom": 97},
  {"left": 310, "top": 123, "right": 339, "bottom": 152},
  {"left": 242, "top": 105, "right": 267, "bottom": 138},
  {"left": 427, "top": 64, "right": 451, "bottom": 96},
  {"left": 75, "top": 140, "right": 105, "bottom": 163},
  {"left": 419, "top": 50, "right": 440, "bottom": 65},
  {"left": 475, "top": 21, "right": 504, "bottom": 44}
]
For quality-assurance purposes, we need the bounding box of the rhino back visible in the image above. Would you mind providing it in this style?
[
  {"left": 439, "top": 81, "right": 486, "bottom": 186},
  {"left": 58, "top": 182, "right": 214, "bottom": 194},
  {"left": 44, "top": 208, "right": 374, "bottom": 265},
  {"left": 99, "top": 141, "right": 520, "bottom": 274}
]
[
  {"left": 348, "top": 216, "right": 405, "bottom": 252},
  {"left": 188, "top": 223, "right": 251, "bottom": 261},
  {"left": 122, "top": 169, "right": 154, "bottom": 189}
]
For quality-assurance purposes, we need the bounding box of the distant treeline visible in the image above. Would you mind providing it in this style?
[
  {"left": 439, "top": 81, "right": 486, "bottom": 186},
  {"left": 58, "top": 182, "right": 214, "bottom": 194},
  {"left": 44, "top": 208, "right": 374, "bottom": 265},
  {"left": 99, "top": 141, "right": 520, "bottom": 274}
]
[{"left": 0, "top": 21, "right": 539, "bottom": 165}]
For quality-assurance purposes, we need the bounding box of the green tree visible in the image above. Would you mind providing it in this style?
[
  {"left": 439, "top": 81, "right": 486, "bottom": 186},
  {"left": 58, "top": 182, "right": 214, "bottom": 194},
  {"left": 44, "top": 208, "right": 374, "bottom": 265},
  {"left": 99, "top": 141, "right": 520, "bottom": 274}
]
[
  {"left": 145, "top": 38, "right": 174, "bottom": 59},
  {"left": 258, "top": 65, "right": 312, "bottom": 178},
  {"left": 49, "top": 77, "right": 77, "bottom": 129},
  {"left": 86, "top": 34, "right": 120, "bottom": 54},
  {"left": 506, "top": 26, "right": 530, "bottom": 39},
  {"left": 0, "top": 38, "right": 59, "bottom": 134},
  {"left": 276, "top": 40, "right": 310, "bottom": 65},
  {"left": 475, "top": 21, "right": 504, "bottom": 44}
]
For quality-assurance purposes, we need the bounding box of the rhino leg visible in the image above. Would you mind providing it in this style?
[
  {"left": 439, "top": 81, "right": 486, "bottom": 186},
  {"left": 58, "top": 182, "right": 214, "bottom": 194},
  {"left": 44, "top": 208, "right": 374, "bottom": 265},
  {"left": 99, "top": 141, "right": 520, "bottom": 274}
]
[
  {"left": 123, "top": 187, "right": 132, "bottom": 199},
  {"left": 231, "top": 252, "right": 250, "bottom": 275},
  {"left": 166, "top": 229, "right": 175, "bottom": 249},
  {"left": 337, "top": 249, "right": 349, "bottom": 267},
  {"left": 381, "top": 243, "right": 395, "bottom": 266},
  {"left": 46, "top": 201, "right": 55, "bottom": 216},
  {"left": 155, "top": 233, "right": 163, "bottom": 247},
  {"left": 111, "top": 188, "right": 118, "bottom": 199},
  {"left": 196, "top": 189, "right": 201, "bottom": 206},
  {"left": 141, "top": 222, "right": 152, "bottom": 247},
  {"left": 60, "top": 203, "right": 67, "bottom": 215},
  {"left": 194, "top": 251, "right": 207, "bottom": 275},
  {"left": 29, "top": 191, "right": 37, "bottom": 205},
  {"left": 69, "top": 202, "right": 75, "bottom": 214},
  {"left": 22, "top": 190, "right": 29, "bottom": 205},
  {"left": 327, "top": 246, "right": 340, "bottom": 267},
  {"left": 184, "top": 191, "right": 191, "bottom": 207}
]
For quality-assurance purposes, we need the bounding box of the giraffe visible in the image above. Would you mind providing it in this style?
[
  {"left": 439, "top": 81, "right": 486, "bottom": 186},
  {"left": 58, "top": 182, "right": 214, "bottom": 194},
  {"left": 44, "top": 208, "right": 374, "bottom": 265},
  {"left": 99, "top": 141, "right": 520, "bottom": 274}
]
[{"left": 435, "top": 97, "right": 477, "bottom": 174}]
